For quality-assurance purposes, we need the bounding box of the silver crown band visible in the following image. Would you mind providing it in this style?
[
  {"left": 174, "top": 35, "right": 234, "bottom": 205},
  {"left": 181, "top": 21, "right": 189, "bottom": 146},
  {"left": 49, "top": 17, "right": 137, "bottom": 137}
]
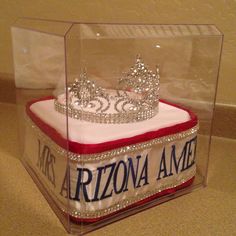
[{"left": 54, "top": 56, "right": 160, "bottom": 124}]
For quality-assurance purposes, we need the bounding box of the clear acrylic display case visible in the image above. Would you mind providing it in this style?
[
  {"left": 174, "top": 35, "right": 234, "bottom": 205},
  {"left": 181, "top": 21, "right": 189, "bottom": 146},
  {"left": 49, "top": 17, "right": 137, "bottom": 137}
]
[{"left": 11, "top": 19, "right": 223, "bottom": 235}]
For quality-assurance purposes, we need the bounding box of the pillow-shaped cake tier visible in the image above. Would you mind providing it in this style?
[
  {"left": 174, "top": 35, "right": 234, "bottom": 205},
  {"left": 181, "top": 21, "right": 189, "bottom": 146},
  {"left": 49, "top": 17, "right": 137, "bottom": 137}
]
[{"left": 24, "top": 96, "right": 198, "bottom": 222}]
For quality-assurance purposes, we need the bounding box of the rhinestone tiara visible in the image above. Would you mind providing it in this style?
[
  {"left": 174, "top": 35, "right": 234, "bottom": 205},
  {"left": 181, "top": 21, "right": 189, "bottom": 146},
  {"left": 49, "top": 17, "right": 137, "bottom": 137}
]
[{"left": 54, "top": 55, "right": 160, "bottom": 124}]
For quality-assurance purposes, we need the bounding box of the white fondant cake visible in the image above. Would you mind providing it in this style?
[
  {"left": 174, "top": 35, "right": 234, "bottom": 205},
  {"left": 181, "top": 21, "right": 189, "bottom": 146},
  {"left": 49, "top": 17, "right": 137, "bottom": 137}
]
[{"left": 24, "top": 97, "right": 198, "bottom": 222}]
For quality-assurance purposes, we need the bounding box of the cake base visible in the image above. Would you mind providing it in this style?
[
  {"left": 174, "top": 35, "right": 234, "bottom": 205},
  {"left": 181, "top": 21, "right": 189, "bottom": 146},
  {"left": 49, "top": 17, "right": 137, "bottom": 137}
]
[{"left": 24, "top": 97, "right": 198, "bottom": 222}]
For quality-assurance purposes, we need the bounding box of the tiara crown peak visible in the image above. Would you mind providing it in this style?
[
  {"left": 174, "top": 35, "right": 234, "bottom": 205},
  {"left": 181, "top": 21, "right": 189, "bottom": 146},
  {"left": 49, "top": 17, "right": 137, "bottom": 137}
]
[{"left": 55, "top": 55, "right": 160, "bottom": 123}]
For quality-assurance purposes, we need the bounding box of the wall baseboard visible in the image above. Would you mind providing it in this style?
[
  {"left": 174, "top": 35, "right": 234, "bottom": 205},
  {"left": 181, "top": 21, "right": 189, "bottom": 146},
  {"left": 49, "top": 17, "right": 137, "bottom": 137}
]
[
  {"left": 0, "top": 76, "right": 16, "bottom": 104},
  {"left": 213, "top": 103, "right": 236, "bottom": 139}
]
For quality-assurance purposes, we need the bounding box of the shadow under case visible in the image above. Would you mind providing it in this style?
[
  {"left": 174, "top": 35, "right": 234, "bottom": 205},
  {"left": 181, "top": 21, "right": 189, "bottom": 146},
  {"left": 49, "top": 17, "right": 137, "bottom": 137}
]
[{"left": 11, "top": 19, "right": 223, "bottom": 235}]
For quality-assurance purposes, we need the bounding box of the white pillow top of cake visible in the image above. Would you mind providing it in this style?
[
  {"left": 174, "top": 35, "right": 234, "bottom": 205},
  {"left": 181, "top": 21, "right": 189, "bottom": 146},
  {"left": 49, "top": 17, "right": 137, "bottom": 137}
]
[{"left": 29, "top": 99, "right": 190, "bottom": 144}]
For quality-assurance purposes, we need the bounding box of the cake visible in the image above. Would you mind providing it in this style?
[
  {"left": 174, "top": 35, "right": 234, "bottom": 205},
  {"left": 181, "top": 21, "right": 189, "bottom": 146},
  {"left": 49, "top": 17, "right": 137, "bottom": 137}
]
[{"left": 23, "top": 56, "right": 198, "bottom": 222}]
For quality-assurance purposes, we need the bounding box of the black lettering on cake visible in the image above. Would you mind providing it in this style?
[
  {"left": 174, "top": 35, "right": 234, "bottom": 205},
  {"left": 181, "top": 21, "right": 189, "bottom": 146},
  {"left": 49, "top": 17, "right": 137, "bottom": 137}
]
[
  {"left": 157, "top": 148, "right": 169, "bottom": 180},
  {"left": 91, "top": 166, "right": 105, "bottom": 202},
  {"left": 136, "top": 154, "right": 149, "bottom": 187},
  {"left": 60, "top": 166, "right": 71, "bottom": 198},
  {"left": 59, "top": 137, "right": 197, "bottom": 202},
  {"left": 37, "top": 139, "right": 56, "bottom": 186},
  {"left": 113, "top": 160, "right": 127, "bottom": 194},
  {"left": 73, "top": 168, "right": 93, "bottom": 202},
  {"left": 157, "top": 136, "right": 197, "bottom": 180},
  {"left": 123, "top": 155, "right": 141, "bottom": 192},
  {"left": 99, "top": 163, "right": 116, "bottom": 200},
  {"left": 68, "top": 154, "right": 149, "bottom": 202}
]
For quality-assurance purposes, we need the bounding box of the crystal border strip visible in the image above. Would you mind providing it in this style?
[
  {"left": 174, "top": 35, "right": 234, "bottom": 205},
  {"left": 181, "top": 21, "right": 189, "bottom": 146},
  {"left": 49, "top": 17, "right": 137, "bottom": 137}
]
[
  {"left": 26, "top": 115, "right": 199, "bottom": 163},
  {"left": 54, "top": 99, "right": 158, "bottom": 124}
]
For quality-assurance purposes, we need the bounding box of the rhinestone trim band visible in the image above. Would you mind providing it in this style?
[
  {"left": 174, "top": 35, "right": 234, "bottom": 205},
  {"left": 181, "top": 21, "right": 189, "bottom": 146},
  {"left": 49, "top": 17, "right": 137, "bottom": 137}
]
[
  {"left": 54, "top": 99, "right": 158, "bottom": 124},
  {"left": 26, "top": 115, "right": 199, "bottom": 163}
]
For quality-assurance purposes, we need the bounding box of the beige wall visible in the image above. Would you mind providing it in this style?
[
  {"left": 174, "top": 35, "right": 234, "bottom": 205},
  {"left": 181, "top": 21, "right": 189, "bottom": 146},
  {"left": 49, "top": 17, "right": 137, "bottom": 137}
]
[{"left": 0, "top": 0, "right": 235, "bottom": 104}]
